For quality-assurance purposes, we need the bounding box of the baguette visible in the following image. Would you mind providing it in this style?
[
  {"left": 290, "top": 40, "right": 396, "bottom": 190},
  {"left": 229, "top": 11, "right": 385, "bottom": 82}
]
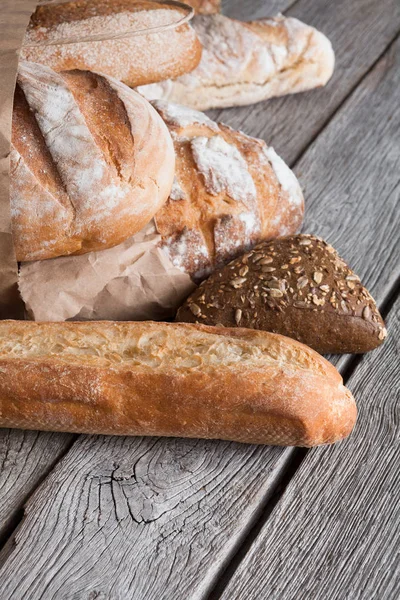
[
  {"left": 137, "top": 13, "right": 335, "bottom": 110},
  {"left": 21, "top": 0, "right": 202, "bottom": 87},
  {"left": 11, "top": 62, "right": 175, "bottom": 262},
  {"left": 0, "top": 321, "right": 356, "bottom": 446},
  {"left": 153, "top": 100, "right": 304, "bottom": 279}
]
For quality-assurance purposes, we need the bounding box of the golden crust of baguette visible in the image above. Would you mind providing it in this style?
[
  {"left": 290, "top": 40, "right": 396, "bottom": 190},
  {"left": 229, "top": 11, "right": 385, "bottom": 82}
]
[{"left": 0, "top": 321, "right": 356, "bottom": 446}]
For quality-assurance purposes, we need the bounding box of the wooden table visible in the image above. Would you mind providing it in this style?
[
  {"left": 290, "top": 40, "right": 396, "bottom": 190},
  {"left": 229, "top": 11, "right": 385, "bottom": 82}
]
[{"left": 0, "top": 1, "right": 399, "bottom": 597}]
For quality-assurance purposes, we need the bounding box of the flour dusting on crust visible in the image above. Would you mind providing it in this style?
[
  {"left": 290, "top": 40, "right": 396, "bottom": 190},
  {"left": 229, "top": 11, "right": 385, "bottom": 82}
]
[
  {"left": 191, "top": 135, "right": 256, "bottom": 206},
  {"left": 152, "top": 100, "right": 219, "bottom": 130},
  {"left": 162, "top": 228, "right": 210, "bottom": 279},
  {"left": 169, "top": 177, "right": 186, "bottom": 201},
  {"left": 263, "top": 147, "right": 303, "bottom": 207}
]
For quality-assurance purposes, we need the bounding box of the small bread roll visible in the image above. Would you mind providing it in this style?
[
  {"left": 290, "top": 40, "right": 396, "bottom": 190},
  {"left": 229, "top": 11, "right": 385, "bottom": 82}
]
[{"left": 11, "top": 62, "right": 175, "bottom": 262}]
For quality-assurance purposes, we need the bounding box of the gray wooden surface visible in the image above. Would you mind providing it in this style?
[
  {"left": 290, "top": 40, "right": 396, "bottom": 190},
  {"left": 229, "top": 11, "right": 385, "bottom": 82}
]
[
  {"left": 219, "top": 295, "right": 400, "bottom": 600},
  {"left": 0, "top": 1, "right": 398, "bottom": 599}
]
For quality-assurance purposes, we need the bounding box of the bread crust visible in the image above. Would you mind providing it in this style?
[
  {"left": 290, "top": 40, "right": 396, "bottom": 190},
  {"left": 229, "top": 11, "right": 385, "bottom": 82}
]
[
  {"left": 152, "top": 101, "right": 304, "bottom": 280},
  {"left": 11, "top": 62, "right": 175, "bottom": 261},
  {"left": 21, "top": 0, "right": 202, "bottom": 87},
  {"left": 0, "top": 321, "right": 356, "bottom": 446},
  {"left": 137, "top": 13, "right": 335, "bottom": 110}
]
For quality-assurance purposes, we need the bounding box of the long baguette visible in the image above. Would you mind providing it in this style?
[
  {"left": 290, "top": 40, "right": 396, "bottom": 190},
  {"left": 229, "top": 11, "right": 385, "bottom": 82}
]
[
  {"left": 138, "top": 14, "right": 334, "bottom": 110},
  {"left": 0, "top": 321, "right": 356, "bottom": 446}
]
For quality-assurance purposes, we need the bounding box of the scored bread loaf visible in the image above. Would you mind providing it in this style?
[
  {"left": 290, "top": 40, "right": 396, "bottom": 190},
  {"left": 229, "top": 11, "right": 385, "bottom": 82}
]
[
  {"left": 176, "top": 235, "right": 387, "bottom": 354},
  {"left": 11, "top": 62, "right": 175, "bottom": 262},
  {"left": 21, "top": 0, "right": 202, "bottom": 87},
  {"left": 0, "top": 321, "right": 357, "bottom": 446},
  {"left": 152, "top": 100, "right": 304, "bottom": 279},
  {"left": 137, "top": 13, "right": 335, "bottom": 110}
]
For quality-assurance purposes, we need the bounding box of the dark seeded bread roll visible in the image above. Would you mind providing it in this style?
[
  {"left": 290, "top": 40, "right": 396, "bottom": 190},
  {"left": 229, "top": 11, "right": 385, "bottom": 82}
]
[{"left": 176, "top": 235, "right": 387, "bottom": 354}]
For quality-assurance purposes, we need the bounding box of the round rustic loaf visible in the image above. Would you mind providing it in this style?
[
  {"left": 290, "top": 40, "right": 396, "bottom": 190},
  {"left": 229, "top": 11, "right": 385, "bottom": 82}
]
[
  {"left": 11, "top": 62, "right": 175, "bottom": 262},
  {"left": 21, "top": 0, "right": 202, "bottom": 87},
  {"left": 152, "top": 100, "right": 304, "bottom": 280}
]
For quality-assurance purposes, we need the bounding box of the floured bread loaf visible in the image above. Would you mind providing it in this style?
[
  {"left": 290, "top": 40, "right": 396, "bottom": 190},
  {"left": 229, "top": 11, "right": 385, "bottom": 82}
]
[
  {"left": 138, "top": 13, "right": 335, "bottom": 110},
  {"left": 11, "top": 62, "right": 175, "bottom": 262},
  {"left": 153, "top": 100, "right": 304, "bottom": 279},
  {"left": 21, "top": 0, "right": 202, "bottom": 87}
]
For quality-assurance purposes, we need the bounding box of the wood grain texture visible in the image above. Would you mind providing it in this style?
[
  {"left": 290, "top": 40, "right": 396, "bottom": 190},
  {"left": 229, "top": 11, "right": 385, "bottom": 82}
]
[
  {"left": 0, "top": 437, "right": 291, "bottom": 599},
  {"left": 219, "top": 294, "right": 400, "bottom": 600},
  {"left": 210, "top": 0, "right": 400, "bottom": 165},
  {"left": 0, "top": 430, "right": 74, "bottom": 542},
  {"left": 0, "top": 2, "right": 399, "bottom": 598}
]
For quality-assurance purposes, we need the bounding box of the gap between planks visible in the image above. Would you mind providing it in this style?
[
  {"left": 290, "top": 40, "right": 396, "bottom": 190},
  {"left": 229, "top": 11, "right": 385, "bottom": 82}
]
[{"left": 0, "top": 434, "right": 78, "bottom": 555}]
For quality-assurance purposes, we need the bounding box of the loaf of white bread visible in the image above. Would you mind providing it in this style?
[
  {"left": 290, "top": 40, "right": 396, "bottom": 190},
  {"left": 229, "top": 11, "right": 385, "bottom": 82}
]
[
  {"left": 11, "top": 62, "right": 175, "bottom": 262},
  {"left": 138, "top": 13, "right": 335, "bottom": 110},
  {"left": 21, "top": 0, "right": 202, "bottom": 87},
  {"left": 0, "top": 321, "right": 357, "bottom": 446},
  {"left": 153, "top": 100, "right": 304, "bottom": 279},
  {"left": 18, "top": 100, "right": 304, "bottom": 321}
]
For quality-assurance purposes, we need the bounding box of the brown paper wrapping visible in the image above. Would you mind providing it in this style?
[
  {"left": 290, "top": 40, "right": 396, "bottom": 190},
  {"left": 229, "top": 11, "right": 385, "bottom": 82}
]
[
  {"left": 0, "top": 0, "right": 39, "bottom": 318},
  {"left": 19, "top": 221, "right": 196, "bottom": 321}
]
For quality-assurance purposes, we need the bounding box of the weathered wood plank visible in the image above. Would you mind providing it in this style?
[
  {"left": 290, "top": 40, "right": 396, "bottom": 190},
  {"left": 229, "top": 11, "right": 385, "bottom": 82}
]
[
  {"left": 219, "top": 292, "right": 400, "bottom": 600},
  {"left": 0, "top": 430, "right": 74, "bottom": 542},
  {"left": 210, "top": 0, "right": 400, "bottom": 166},
  {"left": 0, "top": 31, "right": 399, "bottom": 597},
  {"left": 0, "top": 438, "right": 292, "bottom": 598}
]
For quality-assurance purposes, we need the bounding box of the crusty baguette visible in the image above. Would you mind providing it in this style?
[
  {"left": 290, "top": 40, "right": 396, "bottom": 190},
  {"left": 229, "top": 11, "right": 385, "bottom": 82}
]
[
  {"left": 137, "top": 13, "right": 335, "bottom": 110},
  {"left": 21, "top": 0, "right": 202, "bottom": 87},
  {"left": 11, "top": 62, "right": 175, "bottom": 262},
  {"left": 0, "top": 321, "right": 356, "bottom": 446},
  {"left": 153, "top": 100, "right": 304, "bottom": 279}
]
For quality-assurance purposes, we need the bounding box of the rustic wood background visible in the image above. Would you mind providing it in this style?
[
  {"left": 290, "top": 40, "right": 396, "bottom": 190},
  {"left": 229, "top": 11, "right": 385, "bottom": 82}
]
[{"left": 0, "top": 1, "right": 399, "bottom": 598}]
